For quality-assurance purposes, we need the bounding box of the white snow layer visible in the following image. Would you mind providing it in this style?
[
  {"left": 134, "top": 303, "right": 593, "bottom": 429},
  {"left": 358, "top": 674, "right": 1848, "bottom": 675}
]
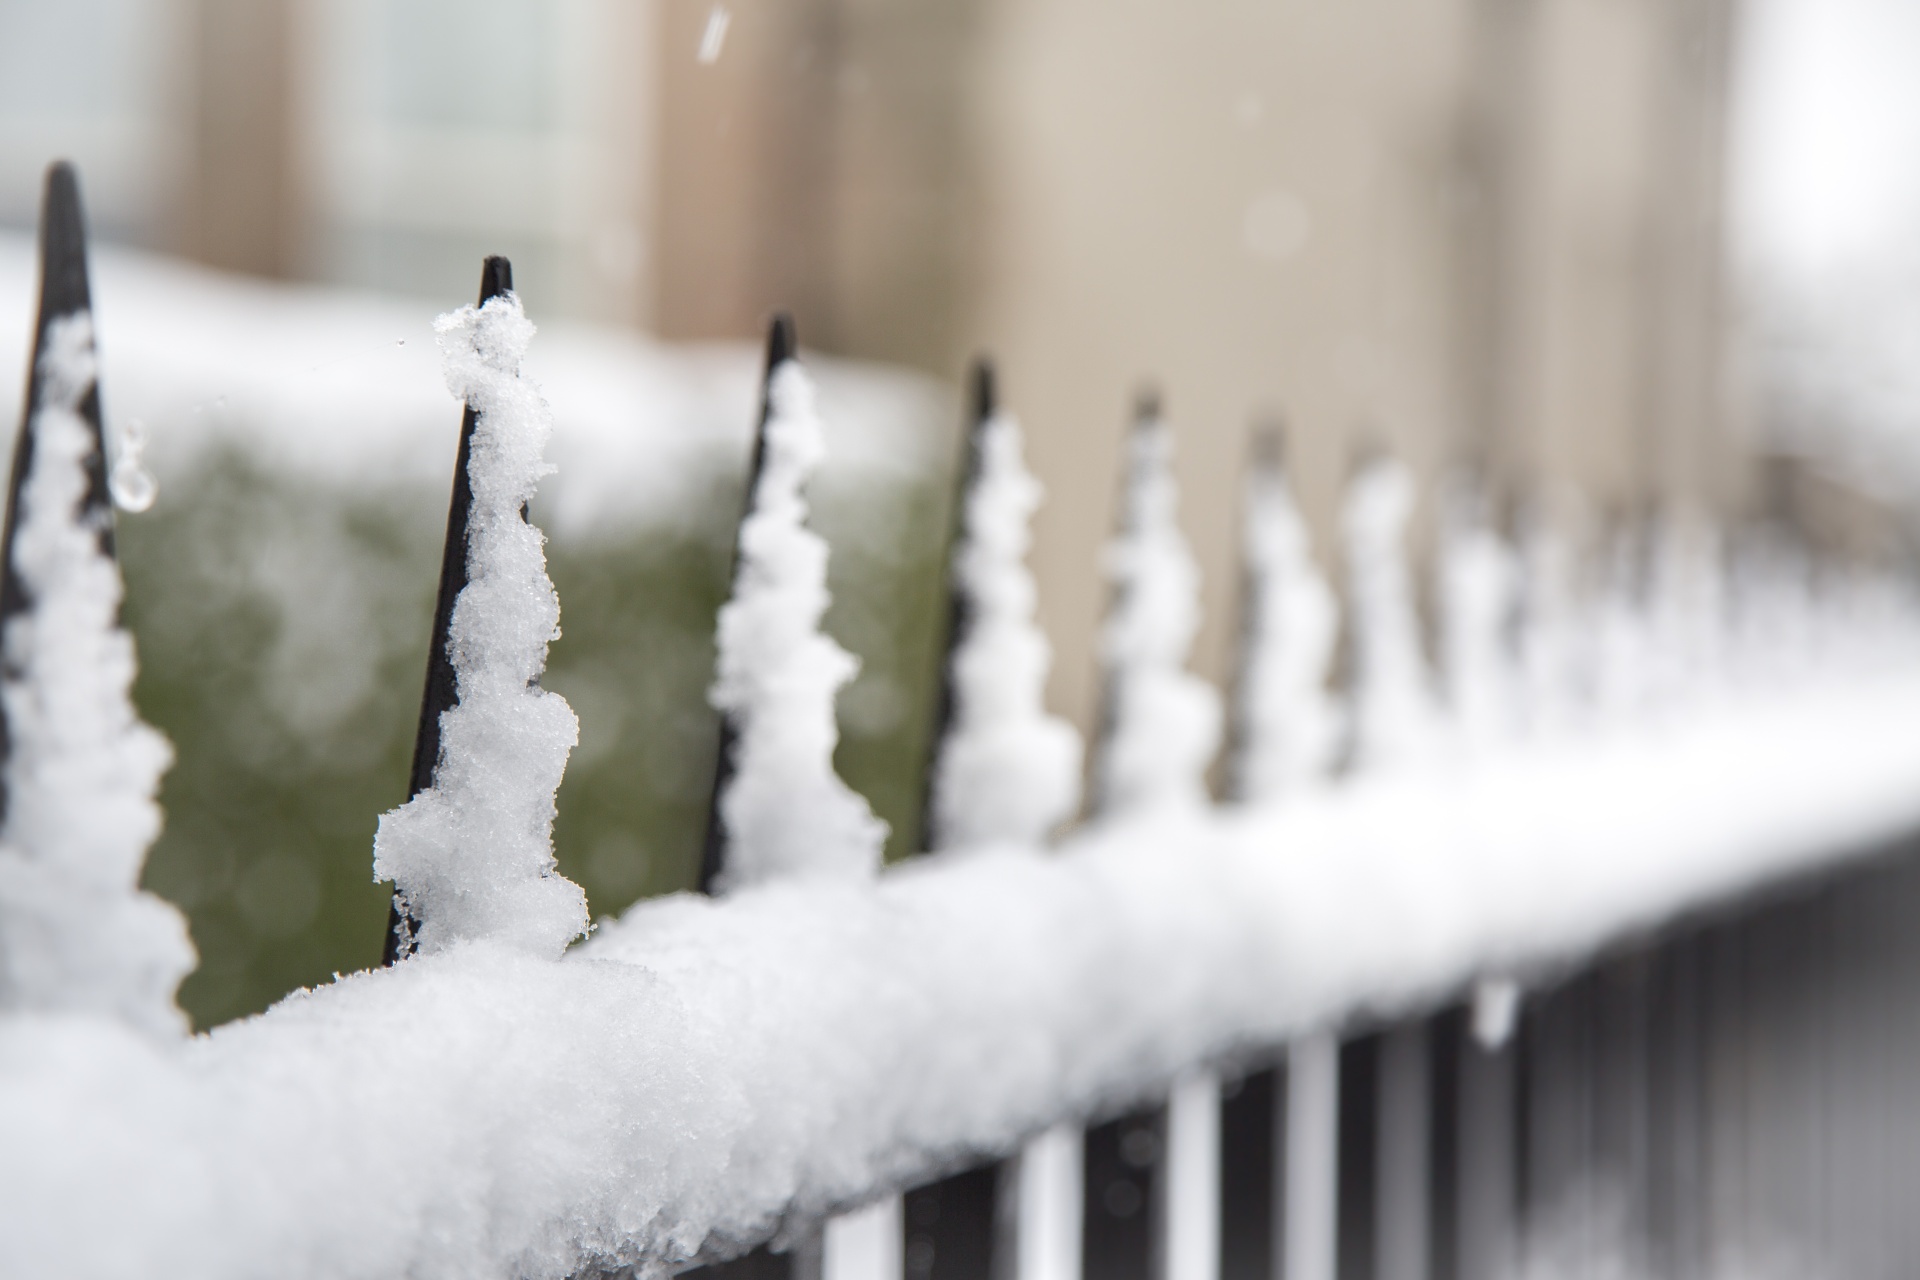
[
  {"left": 1437, "top": 481, "right": 1520, "bottom": 749},
  {"left": 371, "top": 296, "right": 589, "bottom": 958},
  {"left": 1342, "top": 457, "right": 1440, "bottom": 772},
  {"left": 709, "top": 362, "right": 888, "bottom": 890},
  {"left": 1231, "top": 451, "right": 1338, "bottom": 802},
  {"left": 0, "top": 235, "right": 950, "bottom": 542},
  {"left": 5, "top": 658, "right": 1920, "bottom": 1277},
  {"left": 0, "top": 312, "right": 189, "bottom": 1036},
  {"left": 1095, "top": 415, "right": 1223, "bottom": 815},
  {"left": 931, "top": 412, "right": 1084, "bottom": 849}
]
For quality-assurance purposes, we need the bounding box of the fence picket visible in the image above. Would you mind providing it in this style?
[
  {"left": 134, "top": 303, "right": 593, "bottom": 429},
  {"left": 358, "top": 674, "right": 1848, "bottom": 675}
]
[
  {"left": 902, "top": 358, "right": 1013, "bottom": 1280},
  {"left": 380, "top": 254, "right": 514, "bottom": 965},
  {"left": 0, "top": 161, "right": 115, "bottom": 826},
  {"left": 698, "top": 312, "right": 794, "bottom": 895},
  {"left": 684, "top": 311, "right": 816, "bottom": 1280}
]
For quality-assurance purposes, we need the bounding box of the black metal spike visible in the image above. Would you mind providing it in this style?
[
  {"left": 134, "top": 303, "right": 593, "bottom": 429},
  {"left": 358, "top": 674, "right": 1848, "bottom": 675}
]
[
  {"left": 1081, "top": 389, "right": 1174, "bottom": 1280},
  {"left": 1225, "top": 418, "right": 1286, "bottom": 806},
  {"left": 898, "top": 359, "right": 1017, "bottom": 1280},
  {"left": 0, "top": 162, "right": 112, "bottom": 829},
  {"left": 382, "top": 254, "right": 514, "bottom": 967},
  {"left": 697, "top": 312, "right": 798, "bottom": 896},
  {"left": 679, "top": 312, "right": 805, "bottom": 1280},
  {"left": 1088, "top": 389, "right": 1165, "bottom": 816},
  {"left": 915, "top": 356, "right": 996, "bottom": 855}
]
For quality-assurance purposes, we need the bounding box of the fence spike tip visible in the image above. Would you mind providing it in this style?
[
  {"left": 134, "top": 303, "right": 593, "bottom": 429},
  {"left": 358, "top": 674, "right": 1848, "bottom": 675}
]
[{"left": 382, "top": 254, "right": 516, "bottom": 966}]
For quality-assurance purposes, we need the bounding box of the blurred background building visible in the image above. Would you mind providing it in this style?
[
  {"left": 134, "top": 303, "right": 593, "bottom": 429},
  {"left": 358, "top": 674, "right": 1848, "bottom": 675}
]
[{"left": 0, "top": 0, "right": 1789, "bottom": 733}]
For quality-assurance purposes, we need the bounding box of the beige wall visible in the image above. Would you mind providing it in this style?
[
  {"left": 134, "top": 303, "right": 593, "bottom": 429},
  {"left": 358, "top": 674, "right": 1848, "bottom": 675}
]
[
  {"left": 956, "top": 0, "right": 1481, "bottom": 727},
  {"left": 639, "top": 0, "right": 1741, "bottom": 733}
]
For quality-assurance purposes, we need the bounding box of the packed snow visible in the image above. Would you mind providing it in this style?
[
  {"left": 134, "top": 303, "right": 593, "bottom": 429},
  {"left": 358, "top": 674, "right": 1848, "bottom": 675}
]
[
  {"left": 1230, "top": 441, "right": 1338, "bottom": 802},
  {"left": 1342, "top": 456, "right": 1441, "bottom": 772},
  {"left": 4, "top": 246, "right": 1920, "bottom": 1277},
  {"left": 370, "top": 295, "right": 589, "bottom": 958},
  {"left": 1094, "top": 410, "right": 1223, "bottom": 815},
  {"left": 1437, "top": 475, "right": 1521, "bottom": 750},
  {"left": 708, "top": 361, "right": 887, "bottom": 890},
  {"left": 930, "top": 411, "right": 1083, "bottom": 849},
  {"left": 5, "top": 642, "right": 1920, "bottom": 1275},
  {"left": 0, "top": 311, "right": 188, "bottom": 1037},
  {"left": 0, "top": 235, "right": 951, "bottom": 545}
]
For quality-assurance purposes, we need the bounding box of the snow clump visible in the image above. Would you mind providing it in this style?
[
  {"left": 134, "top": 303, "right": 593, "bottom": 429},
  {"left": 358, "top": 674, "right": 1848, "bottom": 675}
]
[
  {"left": 1230, "top": 439, "right": 1338, "bottom": 802},
  {"left": 710, "top": 360, "right": 887, "bottom": 889},
  {"left": 1095, "top": 410, "right": 1223, "bottom": 816},
  {"left": 931, "top": 411, "right": 1083, "bottom": 848},
  {"left": 1342, "top": 455, "right": 1439, "bottom": 772},
  {"left": 1437, "top": 477, "right": 1520, "bottom": 749},
  {"left": 372, "top": 295, "right": 589, "bottom": 958},
  {"left": 0, "top": 312, "right": 190, "bottom": 1036}
]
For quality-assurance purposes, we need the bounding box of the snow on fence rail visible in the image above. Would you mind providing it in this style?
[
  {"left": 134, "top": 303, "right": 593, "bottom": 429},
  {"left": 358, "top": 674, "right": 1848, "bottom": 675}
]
[{"left": 2, "top": 164, "right": 1920, "bottom": 1280}]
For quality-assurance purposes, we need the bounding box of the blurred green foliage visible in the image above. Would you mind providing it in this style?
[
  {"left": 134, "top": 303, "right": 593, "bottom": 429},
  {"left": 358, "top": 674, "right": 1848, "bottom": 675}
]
[{"left": 120, "top": 445, "right": 953, "bottom": 1030}]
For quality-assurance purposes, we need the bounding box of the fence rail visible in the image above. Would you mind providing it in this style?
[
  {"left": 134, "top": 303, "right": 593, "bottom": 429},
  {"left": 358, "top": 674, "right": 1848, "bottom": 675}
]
[{"left": 0, "top": 162, "right": 1918, "bottom": 1280}]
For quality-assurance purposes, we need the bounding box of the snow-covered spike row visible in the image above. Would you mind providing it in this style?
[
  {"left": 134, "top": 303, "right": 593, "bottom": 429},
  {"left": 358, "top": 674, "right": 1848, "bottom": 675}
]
[
  {"left": 1094, "top": 395, "right": 1223, "bottom": 818},
  {"left": 1436, "top": 470, "right": 1520, "bottom": 749},
  {"left": 927, "top": 359, "right": 1083, "bottom": 851},
  {"left": 0, "top": 162, "right": 117, "bottom": 808},
  {"left": 1514, "top": 499, "right": 1584, "bottom": 739},
  {"left": 370, "top": 268, "right": 589, "bottom": 960},
  {"left": 381, "top": 255, "right": 516, "bottom": 966},
  {"left": 1229, "top": 426, "right": 1338, "bottom": 804},
  {"left": 1341, "top": 452, "right": 1440, "bottom": 774},
  {"left": 917, "top": 358, "right": 994, "bottom": 855},
  {"left": 7, "top": 636, "right": 1920, "bottom": 1276},
  {"left": 0, "top": 162, "right": 189, "bottom": 1036},
  {"left": 704, "top": 316, "right": 887, "bottom": 893},
  {"left": 1647, "top": 508, "right": 1725, "bottom": 707},
  {"left": 699, "top": 313, "right": 794, "bottom": 895}
]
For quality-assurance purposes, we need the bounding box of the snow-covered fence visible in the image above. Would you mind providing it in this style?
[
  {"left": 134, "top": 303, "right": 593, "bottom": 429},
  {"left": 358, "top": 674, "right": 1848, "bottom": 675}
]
[{"left": 4, "top": 160, "right": 1920, "bottom": 1280}]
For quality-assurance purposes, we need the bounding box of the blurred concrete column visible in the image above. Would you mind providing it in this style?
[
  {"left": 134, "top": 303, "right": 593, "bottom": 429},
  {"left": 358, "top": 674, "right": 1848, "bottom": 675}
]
[
  {"left": 174, "top": 0, "right": 299, "bottom": 277},
  {"left": 654, "top": 0, "right": 841, "bottom": 343},
  {"left": 1639, "top": 0, "right": 1739, "bottom": 517}
]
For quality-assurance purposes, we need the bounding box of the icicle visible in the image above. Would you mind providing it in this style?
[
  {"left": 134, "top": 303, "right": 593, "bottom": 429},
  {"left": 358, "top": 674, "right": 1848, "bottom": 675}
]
[
  {"left": 1229, "top": 431, "right": 1337, "bottom": 803},
  {"left": 371, "top": 289, "right": 589, "bottom": 959},
  {"left": 707, "top": 351, "right": 886, "bottom": 891},
  {"left": 0, "top": 163, "right": 189, "bottom": 1034},
  {"left": 1341, "top": 454, "right": 1438, "bottom": 773},
  {"left": 1436, "top": 473, "right": 1519, "bottom": 750},
  {"left": 1095, "top": 400, "right": 1222, "bottom": 817},
  {"left": 930, "top": 369, "right": 1083, "bottom": 850}
]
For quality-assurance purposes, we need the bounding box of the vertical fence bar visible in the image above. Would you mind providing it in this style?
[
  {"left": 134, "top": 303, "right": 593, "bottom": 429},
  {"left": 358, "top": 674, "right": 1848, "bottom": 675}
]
[
  {"left": 1453, "top": 1015, "right": 1518, "bottom": 1280},
  {"left": 1286, "top": 1033, "right": 1340, "bottom": 1280},
  {"left": 687, "top": 312, "right": 815, "bottom": 1280},
  {"left": 1375, "top": 1022, "right": 1432, "bottom": 1280},
  {"left": 1081, "top": 390, "right": 1180, "bottom": 1280},
  {"left": 0, "top": 161, "right": 113, "bottom": 824},
  {"left": 380, "top": 254, "right": 514, "bottom": 966},
  {"left": 1335, "top": 1034, "right": 1379, "bottom": 1280},
  {"left": 1217, "top": 1064, "right": 1282, "bottom": 1280},
  {"left": 1217, "top": 424, "right": 1303, "bottom": 1280},
  {"left": 901, "top": 357, "right": 1009, "bottom": 1280},
  {"left": 698, "top": 312, "right": 795, "bottom": 896}
]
